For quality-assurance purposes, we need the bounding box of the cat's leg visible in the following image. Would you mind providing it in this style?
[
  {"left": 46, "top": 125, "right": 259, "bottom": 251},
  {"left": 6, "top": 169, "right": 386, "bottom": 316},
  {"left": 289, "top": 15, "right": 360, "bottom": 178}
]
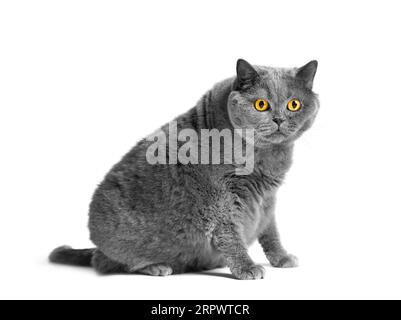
[
  {"left": 258, "top": 216, "right": 298, "bottom": 268},
  {"left": 93, "top": 248, "right": 174, "bottom": 276},
  {"left": 91, "top": 249, "right": 128, "bottom": 274},
  {"left": 136, "top": 264, "right": 173, "bottom": 276},
  {"left": 213, "top": 222, "right": 265, "bottom": 280}
]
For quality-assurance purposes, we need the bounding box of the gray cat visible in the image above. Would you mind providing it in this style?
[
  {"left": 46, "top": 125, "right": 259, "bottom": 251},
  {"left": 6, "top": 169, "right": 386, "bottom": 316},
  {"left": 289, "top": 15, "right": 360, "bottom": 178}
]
[{"left": 50, "top": 59, "right": 319, "bottom": 280}]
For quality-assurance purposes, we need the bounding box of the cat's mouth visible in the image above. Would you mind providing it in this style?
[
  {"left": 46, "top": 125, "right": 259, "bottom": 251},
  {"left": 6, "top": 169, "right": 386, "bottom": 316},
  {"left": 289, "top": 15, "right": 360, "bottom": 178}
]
[
  {"left": 270, "top": 131, "right": 286, "bottom": 139},
  {"left": 257, "top": 130, "right": 287, "bottom": 144},
  {"left": 271, "top": 127, "right": 287, "bottom": 136}
]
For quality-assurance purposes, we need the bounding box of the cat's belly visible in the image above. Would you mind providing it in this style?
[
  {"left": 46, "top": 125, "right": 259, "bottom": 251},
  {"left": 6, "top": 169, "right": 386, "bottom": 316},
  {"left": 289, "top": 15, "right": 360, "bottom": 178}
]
[{"left": 177, "top": 233, "right": 226, "bottom": 272}]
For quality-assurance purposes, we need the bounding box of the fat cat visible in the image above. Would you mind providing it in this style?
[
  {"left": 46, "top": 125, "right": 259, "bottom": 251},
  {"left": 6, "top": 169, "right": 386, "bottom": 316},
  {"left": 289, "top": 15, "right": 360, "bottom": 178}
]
[{"left": 49, "top": 59, "right": 319, "bottom": 280}]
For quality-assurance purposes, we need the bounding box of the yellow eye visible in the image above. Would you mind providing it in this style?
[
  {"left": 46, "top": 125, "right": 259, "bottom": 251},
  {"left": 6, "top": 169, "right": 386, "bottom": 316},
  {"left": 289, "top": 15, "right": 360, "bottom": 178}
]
[
  {"left": 254, "top": 99, "right": 269, "bottom": 112},
  {"left": 287, "top": 99, "right": 301, "bottom": 112}
]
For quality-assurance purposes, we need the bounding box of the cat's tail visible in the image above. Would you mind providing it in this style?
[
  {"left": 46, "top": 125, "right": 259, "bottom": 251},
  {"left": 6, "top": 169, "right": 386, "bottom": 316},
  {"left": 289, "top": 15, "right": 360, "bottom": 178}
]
[{"left": 49, "top": 245, "right": 95, "bottom": 267}]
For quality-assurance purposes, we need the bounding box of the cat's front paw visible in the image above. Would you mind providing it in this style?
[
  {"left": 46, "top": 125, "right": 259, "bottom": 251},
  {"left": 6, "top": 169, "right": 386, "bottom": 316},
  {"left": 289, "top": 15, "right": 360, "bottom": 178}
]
[
  {"left": 269, "top": 254, "right": 298, "bottom": 268},
  {"left": 232, "top": 264, "right": 265, "bottom": 280}
]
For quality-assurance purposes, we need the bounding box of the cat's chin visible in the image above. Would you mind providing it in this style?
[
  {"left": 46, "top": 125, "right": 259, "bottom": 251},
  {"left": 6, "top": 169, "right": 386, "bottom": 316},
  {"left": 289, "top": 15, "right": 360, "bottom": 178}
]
[{"left": 258, "top": 132, "right": 288, "bottom": 145}]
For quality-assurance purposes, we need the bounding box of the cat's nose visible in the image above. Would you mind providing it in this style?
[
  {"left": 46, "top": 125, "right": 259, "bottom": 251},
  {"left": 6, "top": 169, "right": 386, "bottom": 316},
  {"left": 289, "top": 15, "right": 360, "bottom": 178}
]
[{"left": 272, "top": 118, "right": 285, "bottom": 126}]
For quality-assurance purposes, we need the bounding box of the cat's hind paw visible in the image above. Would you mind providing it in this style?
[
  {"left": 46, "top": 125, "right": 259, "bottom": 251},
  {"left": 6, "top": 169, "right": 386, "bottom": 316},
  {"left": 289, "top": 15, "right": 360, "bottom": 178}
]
[
  {"left": 137, "top": 264, "right": 173, "bottom": 276},
  {"left": 232, "top": 264, "right": 265, "bottom": 280},
  {"left": 269, "top": 254, "right": 298, "bottom": 268}
]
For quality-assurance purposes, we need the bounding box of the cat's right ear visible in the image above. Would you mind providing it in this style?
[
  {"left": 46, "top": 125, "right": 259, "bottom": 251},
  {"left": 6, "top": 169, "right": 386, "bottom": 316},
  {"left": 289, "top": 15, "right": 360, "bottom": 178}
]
[{"left": 235, "top": 59, "right": 259, "bottom": 90}]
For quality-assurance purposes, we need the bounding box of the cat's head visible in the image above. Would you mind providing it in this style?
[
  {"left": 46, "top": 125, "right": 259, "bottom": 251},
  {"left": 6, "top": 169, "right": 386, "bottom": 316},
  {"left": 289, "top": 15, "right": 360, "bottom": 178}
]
[{"left": 227, "top": 59, "right": 319, "bottom": 146}]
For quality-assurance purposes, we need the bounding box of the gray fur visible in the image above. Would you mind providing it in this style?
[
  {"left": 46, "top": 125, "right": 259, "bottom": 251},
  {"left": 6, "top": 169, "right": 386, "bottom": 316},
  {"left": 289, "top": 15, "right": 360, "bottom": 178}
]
[{"left": 50, "top": 59, "right": 319, "bottom": 280}]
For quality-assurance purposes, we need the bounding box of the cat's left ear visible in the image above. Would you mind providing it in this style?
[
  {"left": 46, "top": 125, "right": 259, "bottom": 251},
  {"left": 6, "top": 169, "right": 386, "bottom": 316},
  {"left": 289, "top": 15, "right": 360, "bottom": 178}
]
[
  {"left": 235, "top": 59, "right": 260, "bottom": 90},
  {"left": 296, "top": 60, "right": 318, "bottom": 90}
]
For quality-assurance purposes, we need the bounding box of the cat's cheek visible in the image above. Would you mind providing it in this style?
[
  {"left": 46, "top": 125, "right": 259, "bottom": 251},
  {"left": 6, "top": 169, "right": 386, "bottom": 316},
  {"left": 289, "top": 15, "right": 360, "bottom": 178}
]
[
  {"left": 233, "top": 116, "right": 243, "bottom": 127},
  {"left": 228, "top": 111, "right": 244, "bottom": 129},
  {"left": 227, "top": 102, "right": 245, "bottom": 129}
]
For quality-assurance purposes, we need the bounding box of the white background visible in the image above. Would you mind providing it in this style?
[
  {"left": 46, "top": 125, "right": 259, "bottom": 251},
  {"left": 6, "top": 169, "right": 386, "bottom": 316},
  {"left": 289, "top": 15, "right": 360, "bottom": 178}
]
[{"left": 1, "top": 0, "right": 401, "bottom": 300}]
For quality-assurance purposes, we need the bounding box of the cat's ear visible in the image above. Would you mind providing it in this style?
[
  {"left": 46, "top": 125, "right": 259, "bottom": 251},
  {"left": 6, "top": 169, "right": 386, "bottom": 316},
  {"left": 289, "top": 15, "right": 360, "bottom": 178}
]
[
  {"left": 296, "top": 60, "right": 318, "bottom": 90},
  {"left": 236, "top": 59, "right": 259, "bottom": 90}
]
